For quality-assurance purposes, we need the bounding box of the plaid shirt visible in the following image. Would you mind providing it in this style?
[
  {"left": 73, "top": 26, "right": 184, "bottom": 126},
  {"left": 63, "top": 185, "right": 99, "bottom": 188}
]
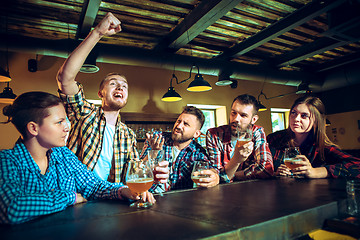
[
  {"left": 267, "top": 129, "right": 360, "bottom": 178},
  {"left": 59, "top": 83, "right": 138, "bottom": 183},
  {"left": 141, "top": 132, "right": 213, "bottom": 192},
  {"left": 206, "top": 125, "right": 274, "bottom": 182},
  {"left": 0, "top": 140, "right": 125, "bottom": 224}
]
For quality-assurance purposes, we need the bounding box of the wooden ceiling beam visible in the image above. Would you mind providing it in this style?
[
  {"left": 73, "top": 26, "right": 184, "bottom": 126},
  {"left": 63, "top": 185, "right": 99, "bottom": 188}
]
[
  {"left": 76, "top": 0, "right": 101, "bottom": 40},
  {"left": 217, "top": 0, "right": 347, "bottom": 60},
  {"left": 0, "top": 33, "right": 321, "bottom": 87},
  {"left": 273, "top": 37, "right": 349, "bottom": 67},
  {"left": 309, "top": 51, "right": 360, "bottom": 73},
  {"left": 154, "top": 0, "right": 243, "bottom": 52}
]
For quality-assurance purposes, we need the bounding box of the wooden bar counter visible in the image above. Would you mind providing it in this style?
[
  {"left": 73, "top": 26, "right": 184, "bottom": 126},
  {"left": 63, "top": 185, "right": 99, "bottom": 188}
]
[{"left": 0, "top": 178, "right": 348, "bottom": 240}]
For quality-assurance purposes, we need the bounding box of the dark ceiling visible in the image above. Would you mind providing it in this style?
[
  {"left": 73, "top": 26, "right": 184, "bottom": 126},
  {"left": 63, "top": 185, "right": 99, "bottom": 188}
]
[{"left": 1, "top": 0, "right": 360, "bottom": 92}]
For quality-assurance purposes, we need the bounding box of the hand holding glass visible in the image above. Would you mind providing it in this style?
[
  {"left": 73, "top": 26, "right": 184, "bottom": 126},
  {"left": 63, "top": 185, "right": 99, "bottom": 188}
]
[
  {"left": 126, "top": 159, "right": 154, "bottom": 208},
  {"left": 191, "top": 161, "right": 210, "bottom": 186},
  {"left": 236, "top": 125, "right": 252, "bottom": 148},
  {"left": 148, "top": 149, "right": 168, "bottom": 183},
  {"left": 284, "top": 147, "right": 302, "bottom": 171}
]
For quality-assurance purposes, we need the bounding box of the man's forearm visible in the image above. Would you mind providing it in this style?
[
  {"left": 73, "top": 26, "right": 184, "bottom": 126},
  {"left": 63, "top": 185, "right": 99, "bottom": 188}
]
[
  {"left": 57, "top": 30, "right": 102, "bottom": 95},
  {"left": 225, "top": 152, "right": 246, "bottom": 180}
]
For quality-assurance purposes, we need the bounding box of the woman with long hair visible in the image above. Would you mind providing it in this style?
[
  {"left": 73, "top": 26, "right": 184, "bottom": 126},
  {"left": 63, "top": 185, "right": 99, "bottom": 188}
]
[
  {"left": 267, "top": 95, "right": 360, "bottom": 178},
  {"left": 0, "top": 91, "right": 154, "bottom": 224}
]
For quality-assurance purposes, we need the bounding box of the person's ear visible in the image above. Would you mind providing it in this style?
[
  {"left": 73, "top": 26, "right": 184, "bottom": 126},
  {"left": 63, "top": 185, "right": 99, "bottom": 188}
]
[
  {"left": 98, "top": 90, "right": 103, "bottom": 98},
  {"left": 27, "top": 121, "right": 39, "bottom": 136},
  {"left": 251, "top": 114, "right": 259, "bottom": 124},
  {"left": 193, "top": 129, "right": 201, "bottom": 139}
]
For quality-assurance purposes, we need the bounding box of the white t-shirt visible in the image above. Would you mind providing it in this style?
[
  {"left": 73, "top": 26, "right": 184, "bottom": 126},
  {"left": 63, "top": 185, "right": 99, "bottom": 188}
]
[
  {"left": 93, "top": 124, "right": 115, "bottom": 180},
  {"left": 171, "top": 146, "right": 181, "bottom": 161}
]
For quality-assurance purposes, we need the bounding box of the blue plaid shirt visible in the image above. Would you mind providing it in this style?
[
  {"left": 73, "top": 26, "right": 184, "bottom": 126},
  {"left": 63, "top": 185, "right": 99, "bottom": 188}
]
[
  {"left": 141, "top": 132, "right": 214, "bottom": 193},
  {"left": 0, "top": 140, "right": 126, "bottom": 224}
]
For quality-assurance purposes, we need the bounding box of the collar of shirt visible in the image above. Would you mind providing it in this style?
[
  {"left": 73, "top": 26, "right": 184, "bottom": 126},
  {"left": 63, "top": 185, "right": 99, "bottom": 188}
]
[
  {"left": 97, "top": 106, "right": 123, "bottom": 128},
  {"left": 13, "top": 139, "right": 62, "bottom": 174}
]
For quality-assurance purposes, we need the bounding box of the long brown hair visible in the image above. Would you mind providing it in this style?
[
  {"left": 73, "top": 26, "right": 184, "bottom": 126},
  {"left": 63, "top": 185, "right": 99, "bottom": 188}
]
[{"left": 289, "top": 96, "right": 335, "bottom": 161}]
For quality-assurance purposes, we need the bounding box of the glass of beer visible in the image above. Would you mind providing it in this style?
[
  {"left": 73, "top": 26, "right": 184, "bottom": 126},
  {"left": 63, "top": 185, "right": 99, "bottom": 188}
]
[
  {"left": 284, "top": 147, "right": 302, "bottom": 171},
  {"left": 236, "top": 125, "right": 252, "bottom": 148},
  {"left": 126, "top": 159, "right": 154, "bottom": 208},
  {"left": 148, "top": 149, "right": 165, "bottom": 183},
  {"left": 191, "top": 161, "right": 210, "bottom": 187}
]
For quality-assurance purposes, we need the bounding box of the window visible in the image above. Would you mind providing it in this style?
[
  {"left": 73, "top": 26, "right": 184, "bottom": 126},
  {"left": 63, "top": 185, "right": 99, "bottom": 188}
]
[
  {"left": 200, "top": 109, "right": 216, "bottom": 134},
  {"left": 270, "top": 108, "right": 290, "bottom": 133}
]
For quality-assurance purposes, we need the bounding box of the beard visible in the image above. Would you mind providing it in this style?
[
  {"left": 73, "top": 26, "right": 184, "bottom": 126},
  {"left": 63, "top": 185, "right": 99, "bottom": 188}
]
[
  {"left": 105, "top": 98, "right": 128, "bottom": 111},
  {"left": 171, "top": 128, "right": 193, "bottom": 143},
  {"left": 229, "top": 121, "right": 250, "bottom": 137}
]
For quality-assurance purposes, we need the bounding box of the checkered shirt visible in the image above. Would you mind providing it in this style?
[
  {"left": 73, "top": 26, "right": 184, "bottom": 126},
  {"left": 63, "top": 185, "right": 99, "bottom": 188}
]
[
  {"left": 206, "top": 124, "right": 274, "bottom": 182},
  {"left": 267, "top": 129, "right": 360, "bottom": 178},
  {"left": 58, "top": 83, "right": 138, "bottom": 183},
  {"left": 0, "top": 140, "right": 125, "bottom": 224}
]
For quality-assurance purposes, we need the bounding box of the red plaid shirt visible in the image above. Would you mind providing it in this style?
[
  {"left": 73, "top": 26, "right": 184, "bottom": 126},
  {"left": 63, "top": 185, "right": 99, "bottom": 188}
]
[
  {"left": 267, "top": 129, "right": 360, "bottom": 178},
  {"left": 206, "top": 125, "right": 274, "bottom": 182}
]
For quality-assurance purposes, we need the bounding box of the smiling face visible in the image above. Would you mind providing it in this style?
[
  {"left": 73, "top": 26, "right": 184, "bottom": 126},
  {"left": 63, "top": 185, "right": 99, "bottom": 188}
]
[
  {"left": 289, "top": 103, "right": 314, "bottom": 135},
  {"left": 229, "top": 100, "right": 258, "bottom": 136},
  {"left": 98, "top": 74, "right": 128, "bottom": 111},
  {"left": 171, "top": 113, "right": 201, "bottom": 144},
  {"left": 35, "top": 104, "right": 70, "bottom": 149}
]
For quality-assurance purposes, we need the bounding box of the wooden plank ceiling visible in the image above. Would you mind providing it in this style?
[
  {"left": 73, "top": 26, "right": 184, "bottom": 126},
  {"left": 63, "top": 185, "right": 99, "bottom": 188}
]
[{"left": 1, "top": 0, "right": 360, "bottom": 84}]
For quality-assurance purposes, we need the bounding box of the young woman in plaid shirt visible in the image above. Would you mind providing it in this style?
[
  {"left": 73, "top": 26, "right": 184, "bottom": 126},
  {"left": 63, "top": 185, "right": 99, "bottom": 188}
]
[{"left": 267, "top": 96, "right": 360, "bottom": 179}]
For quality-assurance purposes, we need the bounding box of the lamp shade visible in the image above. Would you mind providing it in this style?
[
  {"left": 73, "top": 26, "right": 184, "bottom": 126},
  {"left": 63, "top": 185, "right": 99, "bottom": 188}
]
[
  {"left": 161, "top": 87, "right": 182, "bottom": 102},
  {"left": 296, "top": 82, "right": 311, "bottom": 94},
  {"left": 187, "top": 74, "right": 212, "bottom": 92},
  {"left": 80, "top": 55, "right": 99, "bottom": 73},
  {"left": 0, "top": 85, "right": 17, "bottom": 104},
  {"left": 326, "top": 119, "right": 331, "bottom": 127},
  {"left": 216, "top": 71, "right": 232, "bottom": 86},
  {"left": 215, "top": 79, "right": 232, "bottom": 86},
  {"left": 258, "top": 101, "right": 267, "bottom": 111},
  {"left": 0, "top": 67, "right": 11, "bottom": 82}
]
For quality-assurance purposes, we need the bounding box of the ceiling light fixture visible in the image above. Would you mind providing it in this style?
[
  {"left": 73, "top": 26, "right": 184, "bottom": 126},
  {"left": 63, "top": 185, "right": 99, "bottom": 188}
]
[
  {"left": 0, "top": 82, "right": 17, "bottom": 104},
  {"left": 0, "top": 67, "right": 11, "bottom": 82},
  {"left": 257, "top": 73, "right": 268, "bottom": 111},
  {"left": 161, "top": 64, "right": 212, "bottom": 102},
  {"left": 215, "top": 71, "right": 232, "bottom": 86},
  {"left": 296, "top": 82, "right": 312, "bottom": 94},
  {"left": 187, "top": 72, "right": 212, "bottom": 92},
  {"left": 257, "top": 91, "right": 267, "bottom": 112},
  {"left": 184, "top": 64, "right": 212, "bottom": 92},
  {"left": 161, "top": 73, "right": 182, "bottom": 102},
  {"left": 257, "top": 81, "right": 312, "bottom": 111},
  {"left": 80, "top": 49, "right": 99, "bottom": 73},
  {"left": 1, "top": 15, "right": 12, "bottom": 83},
  {"left": 326, "top": 119, "right": 331, "bottom": 127}
]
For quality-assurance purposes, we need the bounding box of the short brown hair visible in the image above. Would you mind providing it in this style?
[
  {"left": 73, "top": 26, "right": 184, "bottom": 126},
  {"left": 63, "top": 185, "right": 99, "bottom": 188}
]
[
  {"left": 181, "top": 106, "right": 205, "bottom": 129},
  {"left": 99, "top": 72, "right": 128, "bottom": 90},
  {"left": 2, "top": 92, "right": 63, "bottom": 139},
  {"left": 232, "top": 94, "right": 259, "bottom": 114}
]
